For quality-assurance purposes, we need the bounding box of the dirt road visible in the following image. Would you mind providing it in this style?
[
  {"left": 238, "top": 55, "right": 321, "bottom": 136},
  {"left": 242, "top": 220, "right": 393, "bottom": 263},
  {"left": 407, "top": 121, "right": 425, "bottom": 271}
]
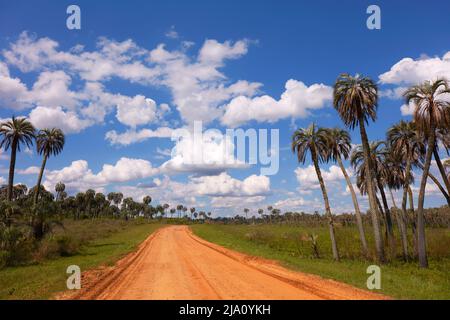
[{"left": 65, "top": 225, "right": 387, "bottom": 300}]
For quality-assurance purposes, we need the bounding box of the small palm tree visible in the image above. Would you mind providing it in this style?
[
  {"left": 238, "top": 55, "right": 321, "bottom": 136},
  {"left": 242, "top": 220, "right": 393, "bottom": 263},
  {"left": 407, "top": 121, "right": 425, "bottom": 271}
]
[
  {"left": 351, "top": 141, "right": 395, "bottom": 255},
  {"left": 292, "top": 123, "right": 340, "bottom": 261},
  {"left": 333, "top": 73, "right": 385, "bottom": 262},
  {"left": 0, "top": 117, "right": 35, "bottom": 201},
  {"left": 387, "top": 120, "right": 425, "bottom": 259},
  {"left": 323, "top": 127, "right": 368, "bottom": 255},
  {"left": 55, "top": 182, "right": 66, "bottom": 201},
  {"left": 143, "top": 196, "right": 152, "bottom": 206},
  {"left": 243, "top": 208, "right": 249, "bottom": 219},
  {"left": 403, "top": 78, "right": 450, "bottom": 268},
  {"left": 34, "top": 128, "right": 65, "bottom": 205}
]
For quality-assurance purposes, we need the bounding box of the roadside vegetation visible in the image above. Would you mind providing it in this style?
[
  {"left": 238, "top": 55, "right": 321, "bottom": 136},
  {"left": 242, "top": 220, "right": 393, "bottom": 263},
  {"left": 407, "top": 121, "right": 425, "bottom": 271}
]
[
  {"left": 192, "top": 222, "right": 450, "bottom": 299},
  {"left": 0, "top": 219, "right": 162, "bottom": 299}
]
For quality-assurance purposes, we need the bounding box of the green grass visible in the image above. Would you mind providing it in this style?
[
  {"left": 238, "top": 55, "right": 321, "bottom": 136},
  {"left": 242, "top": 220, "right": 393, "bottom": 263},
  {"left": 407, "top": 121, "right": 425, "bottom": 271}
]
[
  {"left": 0, "top": 220, "right": 162, "bottom": 300},
  {"left": 191, "top": 224, "right": 450, "bottom": 300}
]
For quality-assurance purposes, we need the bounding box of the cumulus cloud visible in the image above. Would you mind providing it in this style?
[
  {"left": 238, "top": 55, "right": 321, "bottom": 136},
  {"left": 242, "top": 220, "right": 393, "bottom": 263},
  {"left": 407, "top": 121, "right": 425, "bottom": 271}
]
[
  {"left": 159, "top": 126, "right": 248, "bottom": 175},
  {"left": 105, "top": 127, "right": 174, "bottom": 145},
  {"left": 116, "top": 95, "right": 158, "bottom": 127},
  {"left": 191, "top": 172, "right": 270, "bottom": 197},
  {"left": 221, "top": 80, "right": 333, "bottom": 127},
  {"left": 379, "top": 51, "right": 450, "bottom": 85},
  {"left": 43, "top": 157, "right": 159, "bottom": 192},
  {"left": 294, "top": 165, "right": 349, "bottom": 190},
  {"left": 29, "top": 106, "right": 93, "bottom": 133}
]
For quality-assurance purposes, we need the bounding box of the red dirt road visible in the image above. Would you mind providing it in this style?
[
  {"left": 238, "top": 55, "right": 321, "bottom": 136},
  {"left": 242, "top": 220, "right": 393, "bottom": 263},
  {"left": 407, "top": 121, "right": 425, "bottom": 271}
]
[{"left": 64, "top": 225, "right": 387, "bottom": 300}]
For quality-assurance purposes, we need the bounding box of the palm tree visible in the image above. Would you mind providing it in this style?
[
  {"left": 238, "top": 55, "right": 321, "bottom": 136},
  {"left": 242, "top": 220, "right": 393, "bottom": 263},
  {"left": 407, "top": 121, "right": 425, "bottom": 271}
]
[
  {"left": 351, "top": 141, "right": 395, "bottom": 256},
  {"left": 324, "top": 127, "right": 368, "bottom": 255},
  {"left": 243, "top": 208, "right": 249, "bottom": 219},
  {"left": 0, "top": 117, "right": 35, "bottom": 201},
  {"left": 33, "top": 128, "right": 65, "bottom": 205},
  {"left": 143, "top": 196, "right": 152, "bottom": 206},
  {"left": 55, "top": 182, "right": 66, "bottom": 201},
  {"left": 403, "top": 78, "right": 450, "bottom": 268},
  {"left": 333, "top": 73, "right": 385, "bottom": 262},
  {"left": 387, "top": 120, "right": 424, "bottom": 259},
  {"left": 190, "top": 207, "right": 195, "bottom": 219},
  {"left": 292, "top": 123, "right": 339, "bottom": 261}
]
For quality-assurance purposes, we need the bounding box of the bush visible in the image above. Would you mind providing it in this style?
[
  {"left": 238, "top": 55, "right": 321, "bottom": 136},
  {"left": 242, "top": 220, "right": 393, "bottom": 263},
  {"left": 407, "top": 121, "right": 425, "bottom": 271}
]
[
  {"left": 34, "top": 235, "right": 79, "bottom": 260},
  {"left": 0, "top": 226, "right": 34, "bottom": 268}
]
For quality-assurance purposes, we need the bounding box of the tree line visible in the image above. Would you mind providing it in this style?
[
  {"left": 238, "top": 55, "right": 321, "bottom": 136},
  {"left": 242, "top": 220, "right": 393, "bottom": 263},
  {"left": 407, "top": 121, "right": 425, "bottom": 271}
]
[{"left": 291, "top": 75, "right": 449, "bottom": 268}]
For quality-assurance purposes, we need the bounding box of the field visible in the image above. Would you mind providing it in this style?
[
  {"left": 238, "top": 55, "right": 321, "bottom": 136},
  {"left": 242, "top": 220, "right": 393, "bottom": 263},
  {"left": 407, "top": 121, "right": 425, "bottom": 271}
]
[
  {"left": 192, "top": 223, "right": 450, "bottom": 300},
  {"left": 0, "top": 219, "right": 162, "bottom": 300}
]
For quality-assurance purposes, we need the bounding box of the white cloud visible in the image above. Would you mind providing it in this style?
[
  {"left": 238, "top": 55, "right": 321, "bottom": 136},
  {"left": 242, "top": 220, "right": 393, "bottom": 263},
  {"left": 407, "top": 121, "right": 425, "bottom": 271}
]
[
  {"left": 221, "top": 79, "right": 333, "bottom": 127},
  {"left": 379, "top": 51, "right": 450, "bottom": 85},
  {"left": 105, "top": 127, "right": 174, "bottom": 145},
  {"left": 400, "top": 103, "right": 415, "bottom": 116},
  {"left": 116, "top": 95, "right": 158, "bottom": 127},
  {"left": 165, "top": 26, "right": 179, "bottom": 39},
  {"left": 29, "top": 106, "right": 93, "bottom": 133},
  {"left": 294, "top": 165, "right": 349, "bottom": 190},
  {"left": 43, "top": 157, "right": 159, "bottom": 192},
  {"left": 191, "top": 172, "right": 270, "bottom": 197},
  {"left": 159, "top": 127, "right": 248, "bottom": 175},
  {"left": 17, "top": 166, "right": 41, "bottom": 175},
  {"left": 198, "top": 39, "right": 248, "bottom": 64}
]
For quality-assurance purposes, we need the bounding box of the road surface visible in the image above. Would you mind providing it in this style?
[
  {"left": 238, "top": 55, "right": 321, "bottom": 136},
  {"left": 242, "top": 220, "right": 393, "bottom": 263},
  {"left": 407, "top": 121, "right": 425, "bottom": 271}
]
[{"left": 64, "top": 225, "right": 386, "bottom": 300}]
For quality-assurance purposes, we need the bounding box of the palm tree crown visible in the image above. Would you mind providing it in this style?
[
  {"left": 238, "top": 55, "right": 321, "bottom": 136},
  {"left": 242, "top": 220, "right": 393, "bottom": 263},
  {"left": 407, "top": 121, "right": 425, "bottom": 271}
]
[
  {"left": 0, "top": 116, "right": 35, "bottom": 151},
  {"left": 403, "top": 78, "right": 450, "bottom": 135},
  {"left": 292, "top": 123, "right": 329, "bottom": 164},
  {"left": 36, "top": 128, "right": 65, "bottom": 157},
  {"left": 333, "top": 73, "right": 378, "bottom": 129}
]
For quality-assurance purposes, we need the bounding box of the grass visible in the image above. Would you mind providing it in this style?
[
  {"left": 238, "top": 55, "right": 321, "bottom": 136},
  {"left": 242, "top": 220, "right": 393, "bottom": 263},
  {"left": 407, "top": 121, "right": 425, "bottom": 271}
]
[
  {"left": 191, "top": 223, "right": 450, "bottom": 300},
  {"left": 0, "top": 219, "right": 162, "bottom": 300}
]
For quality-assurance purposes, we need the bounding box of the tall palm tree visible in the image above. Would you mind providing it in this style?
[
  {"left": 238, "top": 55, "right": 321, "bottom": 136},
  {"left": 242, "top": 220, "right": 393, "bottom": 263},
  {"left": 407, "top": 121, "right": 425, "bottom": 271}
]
[
  {"left": 292, "top": 123, "right": 340, "bottom": 261},
  {"left": 323, "top": 127, "right": 368, "bottom": 255},
  {"left": 387, "top": 120, "right": 424, "bottom": 259},
  {"left": 404, "top": 78, "right": 450, "bottom": 268},
  {"left": 0, "top": 117, "right": 35, "bottom": 201},
  {"left": 333, "top": 73, "right": 385, "bottom": 262},
  {"left": 351, "top": 141, "right": 395, "bottom": 256},
  {"left": 34, "top": 128, "right": 65, "bottom": 205}
]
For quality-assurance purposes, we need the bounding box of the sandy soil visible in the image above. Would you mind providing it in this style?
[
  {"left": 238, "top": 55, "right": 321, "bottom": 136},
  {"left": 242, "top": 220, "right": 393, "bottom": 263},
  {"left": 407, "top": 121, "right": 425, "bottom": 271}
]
[{"left": 60, "top": 225, "right": 388, "bottom": 300}]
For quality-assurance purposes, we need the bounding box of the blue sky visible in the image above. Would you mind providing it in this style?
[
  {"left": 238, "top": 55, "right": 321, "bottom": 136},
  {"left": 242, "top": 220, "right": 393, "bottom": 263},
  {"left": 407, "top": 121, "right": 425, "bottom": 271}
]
[{"left": 0, "top": 0, "right": 449, "bottom": 216}]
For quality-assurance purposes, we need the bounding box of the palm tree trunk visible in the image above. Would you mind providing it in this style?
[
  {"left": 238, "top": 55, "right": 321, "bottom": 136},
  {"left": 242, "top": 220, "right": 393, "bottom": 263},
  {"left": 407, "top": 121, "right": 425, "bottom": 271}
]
[
  {"left": 6, "top": 138, "right": 18, "bottom": 201},
  {"left": 311, "top": 149, "right": 339, "bottom": 261},
  {"left": 377, "top": 179, "right": 395, "bottom": 258},
  {"left": 433, "top": 149, "right": 450, "bottom": 196},
  {"left": 400, "top": 154, "right": 413, "bottom": 260},
  {"left": 33, "top": 152, "right": 48, "bottom": 205},
  {"left": 359, "top": 118, "right": 385, "bottom": 262},
  {"left": 416, "top": 128, "right": 435, "bottom": 268},
  {"left": 408, "top": 186, "right": 418, "bottom": 257},
  {"left": 417, "top": 162, "right": 450, "bottom": 205},
  {"left": 336, "top": 156, "right": 368, "bottom": 255}
]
